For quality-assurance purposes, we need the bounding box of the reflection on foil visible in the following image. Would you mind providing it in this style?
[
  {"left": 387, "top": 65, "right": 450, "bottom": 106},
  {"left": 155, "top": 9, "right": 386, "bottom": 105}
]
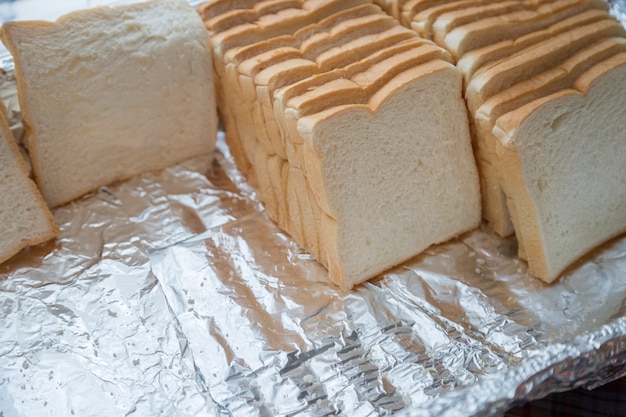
[{"left": 1, "top": 6, "right": 626, "bottom": 415}]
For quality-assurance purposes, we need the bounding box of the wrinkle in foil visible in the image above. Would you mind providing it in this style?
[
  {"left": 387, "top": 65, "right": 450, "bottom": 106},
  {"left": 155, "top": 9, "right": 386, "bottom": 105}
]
[{"left": 1, "top": 6, "right": 626, "bottom": 416}]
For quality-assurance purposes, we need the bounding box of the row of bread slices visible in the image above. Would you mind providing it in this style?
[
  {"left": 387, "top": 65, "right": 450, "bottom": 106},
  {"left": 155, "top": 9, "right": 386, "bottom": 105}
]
[
  {"left": 0, "top": 0, "right": 218, "bottom": 265},
  {"left": 375, "top": 0, "right": 626, "bottom": 281},
  {"left": 198, "top": 0, "right": 483, "bottom": 289},
  {"left": 199, "top": 0, "right": 626, "bottom": 287}
]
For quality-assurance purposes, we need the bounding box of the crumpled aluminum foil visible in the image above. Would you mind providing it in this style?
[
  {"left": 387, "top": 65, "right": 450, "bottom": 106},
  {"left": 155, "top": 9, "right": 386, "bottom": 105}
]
[{"left": 1, "top": 2, "right": 626, "bottom": 416}]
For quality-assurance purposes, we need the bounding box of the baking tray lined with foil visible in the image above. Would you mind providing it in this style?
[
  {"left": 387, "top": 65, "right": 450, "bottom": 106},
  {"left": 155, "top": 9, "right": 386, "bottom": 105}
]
[{"left": 1, "top": 2, "right": 626, "bottom": 416}]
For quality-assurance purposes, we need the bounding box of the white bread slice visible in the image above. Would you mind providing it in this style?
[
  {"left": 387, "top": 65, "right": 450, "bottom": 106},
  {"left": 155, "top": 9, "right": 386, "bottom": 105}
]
[
  {"left": 444, "top": 0, "right": 610, "bottom": 59},
  {"left": 464, "top": 17, "right": 624, "bottom": 237},
  {"left": 264, "top": 43, "right": 447, "bottom": 240},
  {"left": 0, "top": 0, "right": 217, "bottom": 208},
  {"left": 456, "top": 7, "right": 610, "bottom": 83},
  {"left": 0, "top": 110, "right": 58, "bottom": 264},
  {"left": 294, "top": 60, "right": 480, "bottom": 288},
  {"left": 465, "top": 17, "right": 626, "bottom": 114},
  {"left": 493, "top": 53, "right": 626, "bottom": 282},
  {"left": 473, "top": 37, "right": 626, "bottom": 244}
]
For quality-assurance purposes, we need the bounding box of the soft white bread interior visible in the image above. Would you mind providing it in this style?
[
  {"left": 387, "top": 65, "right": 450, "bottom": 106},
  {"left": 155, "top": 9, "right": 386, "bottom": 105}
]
[
  {"left": 493, "top": 53, "right": 626, "bottom": 281},
  {"left": 0, "top": 109, "right": 58, "bottom": 264},
  {"left": 0, "top": 0, "right": 218, "bottom": 208},
  {"left": 296, "top": 61, "right": 481, "bottom": 288}
]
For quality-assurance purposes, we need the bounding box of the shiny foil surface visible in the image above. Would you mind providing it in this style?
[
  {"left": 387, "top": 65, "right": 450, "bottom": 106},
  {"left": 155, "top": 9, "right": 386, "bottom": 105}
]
[{"left": 1, "top": 2, "right": 626, "bottom": 416}]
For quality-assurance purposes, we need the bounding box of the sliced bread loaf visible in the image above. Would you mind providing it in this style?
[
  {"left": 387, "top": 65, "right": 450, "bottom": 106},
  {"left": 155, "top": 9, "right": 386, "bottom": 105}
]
[
  {"left": 493, "top": 53, "right": 626, "bottom": 281},
  {"left": 473, "top": 37, "right": 626, "bottom": 251}
]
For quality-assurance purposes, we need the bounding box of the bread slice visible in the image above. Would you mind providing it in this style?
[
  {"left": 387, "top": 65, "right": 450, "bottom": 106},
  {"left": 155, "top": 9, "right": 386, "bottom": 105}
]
[
  {"left": 456, "top": 7, "right": 610, "bottom": 83},
  {"left": 473, "top": 37, "right": 626, "bottom": 245},
  {"left": 461, "top": 18, "right": 624, "bottom": 236},
  {"left": 0, "top": 110, "right": 58, "bottom": 264},
  {"left": 0, "top": 0, "right": 217, "bottom": 208},
  {"left": 493, "top": 53, "right": 626, "bottom": 282},
  {"left": 443, "top": 0, "right": 610, "bottom": 59},
  {"left": 294, "top": 60, "right": 481, "bottom": 288}
]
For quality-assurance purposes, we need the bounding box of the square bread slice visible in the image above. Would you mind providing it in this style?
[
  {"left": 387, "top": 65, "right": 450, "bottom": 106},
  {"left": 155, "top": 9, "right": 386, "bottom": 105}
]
[
  {"left": 0, "top": 109, "right": 58, "bottom": 264},
  {"left": 293, "top": 60, "right": 481, "bottom": 288},
  {"left": 493, "top": 53, "right": 626, "bottom": 282},
  {"left": 0, "top": 0, "right": 218, "bottom": 208}
]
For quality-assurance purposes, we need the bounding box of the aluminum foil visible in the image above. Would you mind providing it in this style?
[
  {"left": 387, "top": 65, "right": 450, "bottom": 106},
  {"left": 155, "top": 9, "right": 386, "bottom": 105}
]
[{"left": 2, "top": 2, "right": 626, "bottom": 416}]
